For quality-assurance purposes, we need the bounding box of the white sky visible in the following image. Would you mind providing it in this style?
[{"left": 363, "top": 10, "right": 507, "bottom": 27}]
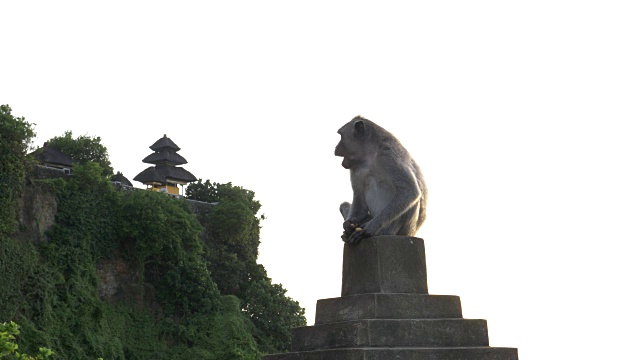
[{"left": 2, "top": 1, "right": 639, "bottom": 359}]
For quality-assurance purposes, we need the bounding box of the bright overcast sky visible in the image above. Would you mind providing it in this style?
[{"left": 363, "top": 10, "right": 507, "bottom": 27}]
[{"left": 2, "top": 2, "right": 639, "bottom": 359}]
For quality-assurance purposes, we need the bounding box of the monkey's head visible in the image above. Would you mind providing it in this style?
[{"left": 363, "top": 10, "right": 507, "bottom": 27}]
[{"left": 335, "top": 116, "right": 373, "bottom": 169}]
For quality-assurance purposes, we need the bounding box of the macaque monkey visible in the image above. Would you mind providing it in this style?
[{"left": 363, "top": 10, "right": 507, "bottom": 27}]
[{"left": 335, "top": 116, "right": 427, "bottom": 244}]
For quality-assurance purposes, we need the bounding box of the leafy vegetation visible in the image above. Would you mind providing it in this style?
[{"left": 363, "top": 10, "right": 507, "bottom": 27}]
[
  {"left": 0, "top": 321, "right": 54, "bottom": 359},
  {"left": 46, "top": 131, "right": 113, "bottom": 177},
  {"left": 0, "top": 107, "right": 305, "bottom": 358},
  {"left": 0, "top": 104, "right": 36, "bottom": 236},
  {"left": 188, "top": 180, "right": 307, "bottom": 353}
]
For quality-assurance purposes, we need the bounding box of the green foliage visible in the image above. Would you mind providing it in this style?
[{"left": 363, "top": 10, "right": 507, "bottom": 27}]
[
  {"left": 29, "top": 165, "right": 234, "bottom": 358},
  {"left": 163, "top": 296, "right": 261, "bottom": 360},
  {"left": 2, "top": 167, "right": 273, "bottom": 359},
  {"left": 119, "top": 190, "right": 220, "bottom": 318},
  {"left": 207, "top": 296, "right": 261, "bottom": 360},
  {"left": 47, "top": 162, "right": 119, "bottom": 256},
  {"left": 194, "top": 182, "right": 263, "bottom": 296},
  {"left": 27, "top": 164, "right": 126, "bottom": 359},
  {"left": 0, "top": 234, "right": 44, "bottom": 326},
  {"left": 0, "top": 321, "right": 54, "bottom": 359},
  {"left": 190, "top": 181, "right": 306, "bottom": 352},
  {"left": 0, "top": 106, "right": 43, "bottom": 342},
  {"left": 0, "top": 322, "right": 19, "bottom": 357},
  {"left": 242, "top": 265, "right": 307, "bottom": 353},
  {"left": 185, "top": 179, "right": 217, "bottom": 203},
  {"left": 0, "top": 104, "right": 36, "bottom": 236},
  {"left": 1, "top": 118, "right": 303, "bottom": 358},
  {"left": 46, "top": 131, "right": 113, "bottom": 177},
  {"left": 189, "top": 181, "right": 263, "bottom": 297},
  {"left": 94, "top": 304, "right": 162, "bottom": 360}
]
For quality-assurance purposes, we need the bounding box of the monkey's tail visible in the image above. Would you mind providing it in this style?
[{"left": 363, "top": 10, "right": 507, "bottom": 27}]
[{"left": 339, "top": 202, "right": 351, "bottom": 220}]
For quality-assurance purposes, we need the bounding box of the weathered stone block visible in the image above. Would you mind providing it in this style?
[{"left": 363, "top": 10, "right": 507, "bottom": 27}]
[
  {"left": 292, "top": 319, "right": 489, "bottom": 351},
  {"left": 315, "top": 294, "right": 462, "bottom": 324},
  {"left": 342, "top": 236, "right": 428, "bottom": 296}
]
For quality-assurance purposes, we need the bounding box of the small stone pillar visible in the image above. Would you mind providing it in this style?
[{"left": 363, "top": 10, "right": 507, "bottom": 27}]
[{"left": 342, "top": 235, "right": 428, "bottom": 295}]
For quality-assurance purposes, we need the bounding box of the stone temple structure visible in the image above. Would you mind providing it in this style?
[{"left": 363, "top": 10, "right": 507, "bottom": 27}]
[{"left": 264, "top": 236, "right": 518, "bottom": 359}]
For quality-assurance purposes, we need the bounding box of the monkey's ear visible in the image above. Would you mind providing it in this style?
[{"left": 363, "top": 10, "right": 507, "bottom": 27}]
[{"left": 354, "top": 120, "right": 365, "bottom": 139}]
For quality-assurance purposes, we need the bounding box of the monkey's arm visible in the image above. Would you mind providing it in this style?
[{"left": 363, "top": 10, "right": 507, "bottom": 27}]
[
  {"left": 346, "top": 171, "right": 370, "bottom": 225},
  {"left": 341, "top": 173, "right": 370, "bottom": 244}
]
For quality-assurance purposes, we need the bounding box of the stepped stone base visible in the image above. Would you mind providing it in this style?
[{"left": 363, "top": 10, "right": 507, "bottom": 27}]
[
  {"left": 264, "top": 347, "right": 518, "bottom": 360},
  {"left": 263, "top": 236, "right": 518, "bottom": 360},
  {"left": 293, "top": 319, "right": 489, "bottom": 351},
  {"left": 315, "top": 294, "right": 462, "bottom": 324}
]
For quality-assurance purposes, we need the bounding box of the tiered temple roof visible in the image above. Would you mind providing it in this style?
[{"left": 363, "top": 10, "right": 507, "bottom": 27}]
[
  {"left": 133, "top": 135, "right": 196, "bottom": 194},
  {"left": 133, "top": 164, "right": 196, "bottom": 184},
  {"left": 142, "top": 151, "right": 188, "bottom": 166}
]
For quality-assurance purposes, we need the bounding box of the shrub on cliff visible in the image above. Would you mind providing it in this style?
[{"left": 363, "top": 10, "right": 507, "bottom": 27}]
[
  {"left": 0, "top": 104, "right": 35, "bottom": 236},
  {"left": 188, "top": 180, "right": 307, "bottom": 352},
  {"left": 46, "top": 131, "right": 113, "bottom": 177}
]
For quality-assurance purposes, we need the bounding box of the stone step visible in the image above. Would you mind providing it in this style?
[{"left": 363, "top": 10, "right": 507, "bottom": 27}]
[
  {"left": 342, "top": 236, "right": 428, "bottom": 296},
  {"left": 263, "top": 236, "right": 519, "bottom": 359},
  {"left": 315, "top": 294, "right": 462, "bottom": 324},
  {"left": 292, "top": 319, "right": 489, "bottom": 352},
  {"left": 264, "top": 346, "right": 519, "bottom": 360}
]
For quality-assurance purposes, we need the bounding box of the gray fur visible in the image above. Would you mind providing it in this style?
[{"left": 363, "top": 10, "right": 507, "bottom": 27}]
[{"left": 335, "top": 116, "right": 427, "bottom": 244}]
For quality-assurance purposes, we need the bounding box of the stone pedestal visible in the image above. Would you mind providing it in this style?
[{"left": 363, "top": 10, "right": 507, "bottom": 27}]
[
  {"left": 342, "top": 236, "right": 428, "bottom": 296},
  {"left": 264, "top": 236, "right": 518, "bottom": 360}
]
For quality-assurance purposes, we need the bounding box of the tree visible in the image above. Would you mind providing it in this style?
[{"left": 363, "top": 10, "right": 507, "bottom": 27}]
[
  {"left": 190, "top": 180, "right": 306, "bottom": 352},
  {"left": 173, "top": 296, "right": 262, "bottom": 360},
  {"left": 47, "top": 131, "right": 113, "bottom": 177},
  {"left": 118, "top": 189, "right": 220, "bottom": 318},
  {"left": 241, "top": 265, "right": 307, "bottom": 353},
  {"left": 185, "top": 179, "right": 217, "bottom": 203},
  {"left": 190, "top": 182, "right": 263, "bottom": 295},
  {"left": 0, "top": 104, "right": 36, "bottom": 235}
]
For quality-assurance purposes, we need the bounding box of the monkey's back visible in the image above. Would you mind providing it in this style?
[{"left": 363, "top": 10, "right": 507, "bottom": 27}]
[
  {"left": 368, "top": 138, "right": 427, "bottom": 236},
  {"left": 380, "top": 129, "right": 427, "bottom": 234}
]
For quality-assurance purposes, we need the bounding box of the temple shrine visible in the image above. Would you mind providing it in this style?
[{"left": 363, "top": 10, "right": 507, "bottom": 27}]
[
  {"left": 31, "top": 142, "right": 75, "bottom": 174},
  {"left": 133, "top": 134, "right": 197, "bottom": 195}
]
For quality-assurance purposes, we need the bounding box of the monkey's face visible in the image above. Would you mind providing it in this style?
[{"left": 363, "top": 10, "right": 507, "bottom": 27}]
[
  {"left": 334, "top": 135, "right": 353, "bottom": 169},
  {"left": 335, "top": 126, "right": 366, "bottom": 169}
]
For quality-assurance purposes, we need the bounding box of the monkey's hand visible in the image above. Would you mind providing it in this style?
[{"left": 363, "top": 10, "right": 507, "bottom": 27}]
[
  {"left": 343, "top": 219, "right": 358, "bottom": 232},
  {"left": 345, "top": 222, "right": 372, "bottom": 245},
  {"left": 341, "top": 221, "right": 357, "bottom": 242}
]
